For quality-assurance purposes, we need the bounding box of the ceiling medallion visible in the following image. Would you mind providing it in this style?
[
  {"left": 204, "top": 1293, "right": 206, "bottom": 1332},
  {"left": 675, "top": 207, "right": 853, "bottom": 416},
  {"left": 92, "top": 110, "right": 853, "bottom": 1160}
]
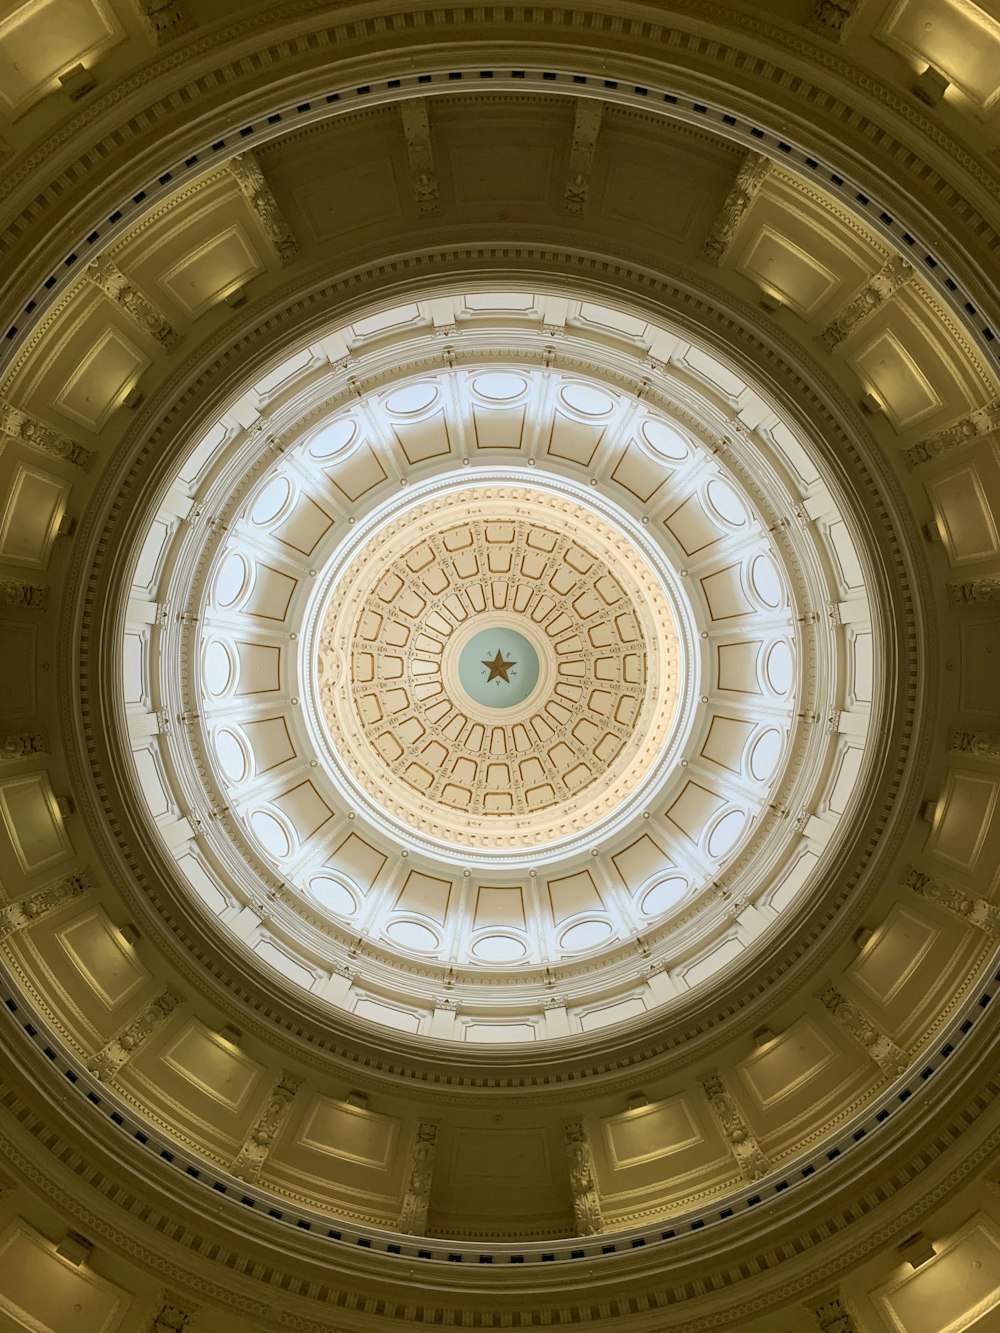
[{"left": 312, "top": 478, "right": 684, "bottom": 856}]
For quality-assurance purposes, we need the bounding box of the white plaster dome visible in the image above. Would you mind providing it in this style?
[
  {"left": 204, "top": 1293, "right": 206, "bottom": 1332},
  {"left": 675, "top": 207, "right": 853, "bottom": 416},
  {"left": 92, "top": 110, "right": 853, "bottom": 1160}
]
[
  {"left": 121, "top": 288, "right": 876, "bottom": 1043},
  {"left": 315, "top": 480, "right": 681, "bottom": 852}
]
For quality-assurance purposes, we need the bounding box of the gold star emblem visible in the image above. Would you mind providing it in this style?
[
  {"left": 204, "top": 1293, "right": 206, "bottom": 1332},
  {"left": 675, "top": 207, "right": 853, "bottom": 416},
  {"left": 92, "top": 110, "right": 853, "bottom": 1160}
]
[{"left": 482, "top": 650, "right": 516, "bottom": 684}]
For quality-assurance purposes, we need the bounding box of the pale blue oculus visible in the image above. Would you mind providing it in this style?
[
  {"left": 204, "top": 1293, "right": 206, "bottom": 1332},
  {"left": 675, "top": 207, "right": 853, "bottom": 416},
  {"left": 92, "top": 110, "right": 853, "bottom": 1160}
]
[{"left": 457, "top": 627, "right": 539, "bottom": 709}]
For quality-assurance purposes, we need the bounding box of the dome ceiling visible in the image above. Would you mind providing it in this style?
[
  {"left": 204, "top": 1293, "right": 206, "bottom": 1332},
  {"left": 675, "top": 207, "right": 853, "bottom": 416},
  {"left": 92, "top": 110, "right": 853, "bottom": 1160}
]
[
  {"left": 119, "top": 292, "right": 878, "bottom": 1038},
  {"left": 0, "top": 5, "right": 998, "bottom": 1329}
]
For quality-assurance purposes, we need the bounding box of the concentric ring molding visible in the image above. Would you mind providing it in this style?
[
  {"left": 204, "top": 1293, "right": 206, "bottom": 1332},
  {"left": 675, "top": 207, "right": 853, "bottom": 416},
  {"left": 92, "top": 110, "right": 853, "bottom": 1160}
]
[
  {"left": 113, "top": 288, "right": 885, "bottom": 1043},
  {"left": 3, "top": 2, "right": 997, "bottom": 1322}
]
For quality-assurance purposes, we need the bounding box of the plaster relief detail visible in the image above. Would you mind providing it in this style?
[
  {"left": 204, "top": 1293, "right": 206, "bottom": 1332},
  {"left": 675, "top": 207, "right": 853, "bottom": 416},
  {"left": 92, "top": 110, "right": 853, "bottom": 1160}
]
[
  {"left": 703, "top": 152, "right": 770, "bottom": 264},
  {"left": 0, "top": 396, "right": 91, "bottom": 469},
  {"left": 400, "top": 100, "right": 439, "bottom": 214},
  {"left": 398, "top": 1120, "right": 438, "bottom": 1234},
  {"left": 564, "top": 99, "right": 603, "bottom": 215},
  {"left": 148, "top": 1294, "right": 197, "bottom": 1332},
  {"left": 131, "top": 0, "right": 191, "bottom": 43},
  {"left": 0, "top": 732, "right": 48, "bottom": 761},
  {"left": 87, "top": 988, "right": 182, "bottom": 1081},
  {"left": 807, "top": 0, "right": 864, "bottom": 41},
  {"left": 226, "top": 151, "right": 299, "bottom": 263},
  {"left": 0, "top": 869, "right": 94, "bottom": 941},
  {"left": 948, "top": 576, "right": 1000, "bottom": 605},
  {"left": 232, "top": 1071, "right": 303, "bottom": 1182},
  {"left": 700, "top": 1071, "right": 770, "bottom": 1181},
  {"left": 905, "top": 867, "right": 1000, "bottom": 936},
  {"left": 818, "top": 984, "right": 908, "bottom": 1077},
  {"left": 85, "top": 254, "right": 181, "bottom": 351},
  {"left": 907, "top": 400, "right": 1000, "bottom": 466},
  {"left": 806, "top": 1293, "right": 859, "bottom": 1333},
  {"left": 819, "top": 256, "right": 913, "bottom": 350},
  {"left": 0, "top": 580, "right": 47, "bottom": 609},
  {"left": 949, "top": 730, "right": 1000, "bottom": 760},
  {"left": 564, "top": 1120, "right": 604, "bottom": 1235}
]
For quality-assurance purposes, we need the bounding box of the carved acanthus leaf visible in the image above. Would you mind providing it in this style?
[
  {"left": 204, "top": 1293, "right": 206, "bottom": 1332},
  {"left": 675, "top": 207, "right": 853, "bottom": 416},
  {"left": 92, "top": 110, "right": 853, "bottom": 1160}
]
[
  {"left": 564, "top": 1120, "right": 604, "bottom": 1235},
  {"left": 231, "top": 1072, "right": 303, "bottom": 1182},
  {"left": 819, "top": 984, "right": 908, "bottom": 1077},
  {"left": 85, "top": 255, "right": 181, "bottom": 350},
  {"left": 87, "top": 989, "right": 182, "bottom": 1081},
  {"left": 703, "top": 151, "right": 770, "bottom": 264},
  {"left": 227, "top": 151, "right": 298, "bottom": 263},
  {"left": 907, "top": 400, "right": 1000, "bottom": 466},
  {"left": 400, "top": 100, "right": 439, "bottom": 215},
  {"left": 701, "top": 1072, "right": 770, "bottom": 1180},
  {"left": 398, "top": 1121, "right": 438, "bottom": 1234},
  {"left": 564, "top": 99, "right": 602, "bottom": 215},
  {"left": 0, "top": 870, "right": 95, "bottom": 941},
  {"left": 0, "top": 396, "right": 90, "bottom": 469},
  {"left": 819, "top": 256, "right": 912, "bottom": 350}
]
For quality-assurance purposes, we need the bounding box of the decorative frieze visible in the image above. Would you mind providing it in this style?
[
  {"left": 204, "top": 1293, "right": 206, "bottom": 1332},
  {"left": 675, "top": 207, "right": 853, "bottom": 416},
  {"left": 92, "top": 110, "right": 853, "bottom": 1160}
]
[
  {"left": 398, "top": 1121, "right": 438, "bottom": 1234},
  {"left": 905, "top": 868, "right": 1000, "bottom": 936},
  {"left": 0, "top": 396, "right": 90, "bottom": 469},
  {"left": 819, "top": 256, "right": 913, "bottom": 350},
  {"left": 85, "top": 255, "right": 181, "bottom": 350},
  {"left": 231, "top": 1072, "right": 303, "bottom": 1182},
  {"left": 0, "top": 870, "right": 94, "bottom": 941},
  {"left": 564, "top": 1120, "right": 604, "bottom": 1235},
  {"left": 807, "top": 0, "right": 864, "bottom": 41},
  {"left": 700, "top": 1072, "right": 770, "bottom": 1181},
  {"left": 807, "top": 1293, "right": 859, "bottom": 1333},
  {"left": 87, "top": 989, "right": 182, "bottom": 1081},
  {"left": 0, "top": 732, "right": 48, "bottom": 761},
  {"left": 703, "top": 152, "right": 770, "bottom": 264},
  {"left": 949, "top": 730, "right": 1000, "bottom": 760},
  {"left": 819, "top": 984, "right": 908, "bottom": 1077},
  {"left": 564, "top": 99, "right": 603, "bottom": 215},
  {"left": 226, "top": 152, "right": 298, "bottom": 263},
  {"left": 907, "top": 400, "right": 1000, "bottom": 467},
  {"left": 948, "top": 577, "right": 1000, "bottom": 605},
  {"left": 0, "top": 580, "right": 47, "bottom": 609},
  {"left": 399, "top": 100, "right": 439, "bottom": 215}
]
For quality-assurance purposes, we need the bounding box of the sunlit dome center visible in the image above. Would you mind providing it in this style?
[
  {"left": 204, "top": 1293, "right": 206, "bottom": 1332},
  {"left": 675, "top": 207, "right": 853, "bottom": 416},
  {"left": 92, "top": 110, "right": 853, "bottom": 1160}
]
[
  {"left": 314, "top": 481, "right": 681, "bottom": 852},
  {"left": 118, "top": 287, "right": 877, "bottom": 1041}
]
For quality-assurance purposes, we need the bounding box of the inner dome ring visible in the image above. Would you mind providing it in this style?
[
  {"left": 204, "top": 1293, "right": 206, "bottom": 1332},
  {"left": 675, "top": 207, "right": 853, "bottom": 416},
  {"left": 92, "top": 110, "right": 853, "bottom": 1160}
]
[{"left": 310, "top": 475, "right": 685, "bottom": 856}]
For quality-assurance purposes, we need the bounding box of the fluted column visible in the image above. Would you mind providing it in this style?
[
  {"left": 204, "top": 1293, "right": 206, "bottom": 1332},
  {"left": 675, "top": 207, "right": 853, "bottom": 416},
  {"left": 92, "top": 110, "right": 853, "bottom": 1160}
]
[
  {"left": 564, "top": 1120, "right": 604, "bottom": 1236},
  {"left": 231, "top": 1072, "right": 303, "bottom": 1183},
  {"left": 700, "top": 1071, "right": 770, "bottom": 1180},
  {"left": 819, "top": 984, "right": 908, "bottom": 1077},
  {"left": 398, "top": 1121, "right": 438, "bottom": 1234}
]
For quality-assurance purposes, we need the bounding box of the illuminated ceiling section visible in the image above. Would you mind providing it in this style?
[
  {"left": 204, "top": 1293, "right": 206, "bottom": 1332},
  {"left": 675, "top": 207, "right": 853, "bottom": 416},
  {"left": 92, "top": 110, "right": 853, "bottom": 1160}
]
[{"left": 121, "top": 289, "right": 875, "bottom": 1041}]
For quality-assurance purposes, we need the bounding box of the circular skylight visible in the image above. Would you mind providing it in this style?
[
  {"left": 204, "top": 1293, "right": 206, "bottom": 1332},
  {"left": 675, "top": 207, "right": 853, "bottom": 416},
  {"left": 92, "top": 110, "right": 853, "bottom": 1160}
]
[{"left": 117, "top": 288, "right": 874, "bottom": 1043}]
